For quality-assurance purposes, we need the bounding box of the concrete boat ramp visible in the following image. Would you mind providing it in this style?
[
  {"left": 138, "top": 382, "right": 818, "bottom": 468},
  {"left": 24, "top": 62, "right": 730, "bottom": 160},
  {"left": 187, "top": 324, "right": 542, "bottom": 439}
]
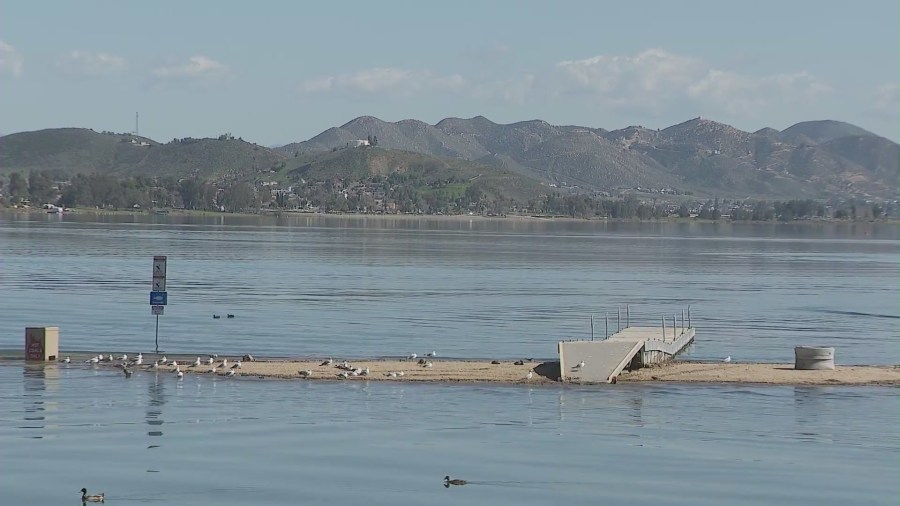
[{"left": 559, "top": 325, "right": 695, "bottom": 384}]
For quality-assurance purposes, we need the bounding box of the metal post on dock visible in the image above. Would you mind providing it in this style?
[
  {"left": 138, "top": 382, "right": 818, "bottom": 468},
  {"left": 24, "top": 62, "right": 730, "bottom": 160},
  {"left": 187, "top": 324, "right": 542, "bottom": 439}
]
[
  {"left": 681, "top": 309, "right": 685, "bottom": 333},
  {"left": 673, "top": 314, "right": 677, "bottom": 340},
  {"left": 626, "top": 304, "right": 630, "bottom": 328},
  {"left": 688, "top": 305, "right": 692, "bottom": 328},
  {"left": 590, "top": 314, "right": 594, "bottom": 341},
  {"left": 617, "top": 307, "right": 621, "bottom": 332},
  {"left": 661, "top": 316, "right": 666, "bottom": 341},
  {"left": 605, "top": 313, "right": 609, "bottom": 339}
]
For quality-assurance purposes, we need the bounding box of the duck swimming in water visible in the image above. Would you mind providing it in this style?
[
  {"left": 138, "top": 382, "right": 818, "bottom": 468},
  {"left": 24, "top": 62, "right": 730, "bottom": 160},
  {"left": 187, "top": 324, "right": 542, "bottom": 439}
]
[
  {"left": 80, "top": 488, "right": 105, "bottom": 502},
  {"left": 444, "top": 476, "right": 467, "bottom": 487}
]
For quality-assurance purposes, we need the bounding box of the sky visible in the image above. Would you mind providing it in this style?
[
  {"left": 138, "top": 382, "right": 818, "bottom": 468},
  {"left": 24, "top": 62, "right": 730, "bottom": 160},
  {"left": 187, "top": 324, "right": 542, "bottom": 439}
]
[{"left": 2, "top": 0, "right": 898, "bottom": 145}]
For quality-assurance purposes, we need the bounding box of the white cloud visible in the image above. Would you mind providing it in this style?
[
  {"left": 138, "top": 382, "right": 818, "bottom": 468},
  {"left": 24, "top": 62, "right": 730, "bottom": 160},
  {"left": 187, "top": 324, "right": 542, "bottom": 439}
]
[
  {"left": 300, "top": 67, "right": 466, "bottom": 96},
  {"left": 872, "top": 82, "right": 899, "bottom": 118},
  {"left": 0, "top": 40, "right": 24, "bottom": 77},
  {"left": 59, "top": 50, "right": 126, "bottom": 76},
  {"left": 151, "top": 56, "right": 230, "bottom": 81},
  {"left": 550, "top": 48, "right": 831, "bottom": 118}
]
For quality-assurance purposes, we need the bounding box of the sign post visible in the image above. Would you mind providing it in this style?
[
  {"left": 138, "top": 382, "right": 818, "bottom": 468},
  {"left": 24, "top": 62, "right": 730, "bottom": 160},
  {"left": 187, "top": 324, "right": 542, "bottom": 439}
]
[{"left": 151, "top": 256, "right": 167, "bottom": 353}]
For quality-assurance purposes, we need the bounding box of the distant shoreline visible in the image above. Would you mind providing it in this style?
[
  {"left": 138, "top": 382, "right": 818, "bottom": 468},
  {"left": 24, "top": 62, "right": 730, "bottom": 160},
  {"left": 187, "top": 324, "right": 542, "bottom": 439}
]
[
  {"left": 2, "top": 206, "right": 896, "bottom": 226},
  {"left": 11, "top": 354, "right": 897, "bottom": 386}
]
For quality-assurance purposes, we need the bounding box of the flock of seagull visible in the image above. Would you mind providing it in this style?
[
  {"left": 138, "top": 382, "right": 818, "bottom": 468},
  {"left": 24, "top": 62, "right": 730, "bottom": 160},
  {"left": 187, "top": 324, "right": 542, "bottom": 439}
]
[
  {"left": 70, "top": 352, "right": 255, "bottom": 380},
  {"left": 64, "top": 348, "right": 540, "bottom": 382}
]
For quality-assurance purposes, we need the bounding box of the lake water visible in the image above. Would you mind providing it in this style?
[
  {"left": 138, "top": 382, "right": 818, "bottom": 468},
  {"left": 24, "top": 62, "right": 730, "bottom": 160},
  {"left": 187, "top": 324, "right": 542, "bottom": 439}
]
[{"left": 1, "top": 213, "right": 898, "bottom": 504}]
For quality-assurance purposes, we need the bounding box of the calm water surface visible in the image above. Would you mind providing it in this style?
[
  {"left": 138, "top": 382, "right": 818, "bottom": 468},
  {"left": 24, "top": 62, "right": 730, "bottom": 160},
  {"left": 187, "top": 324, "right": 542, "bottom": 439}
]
[{"left": 1, "top": 213, "right": 898, "bottom": 504}]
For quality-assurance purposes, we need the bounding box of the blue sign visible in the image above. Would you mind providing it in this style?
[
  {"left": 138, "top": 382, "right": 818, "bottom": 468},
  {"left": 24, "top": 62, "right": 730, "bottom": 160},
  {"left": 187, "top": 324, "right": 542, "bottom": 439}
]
[{"left": 150, "top": 291, "right": 168, "bottom": 305}]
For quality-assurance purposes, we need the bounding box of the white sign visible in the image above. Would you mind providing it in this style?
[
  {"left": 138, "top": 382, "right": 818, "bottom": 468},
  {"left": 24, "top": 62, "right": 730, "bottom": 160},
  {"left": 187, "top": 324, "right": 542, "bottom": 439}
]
[
  {"left": 151, "top": 305, "right": 164, "bottom": 315},
  {"left": 153, "top": 256, "right": 167, "bottom": 278},
  {"left": 152, "top": 277, "right": 166, "bottom": 291}
]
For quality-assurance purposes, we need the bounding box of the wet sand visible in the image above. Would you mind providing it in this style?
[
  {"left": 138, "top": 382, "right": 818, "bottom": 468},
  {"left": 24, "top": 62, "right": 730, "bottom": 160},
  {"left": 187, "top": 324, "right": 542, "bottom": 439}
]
[
  {"left": 69, "top": 355, "right": 899, "bottom": 386},
  {"left": 617, "top": 362, "right": 899, "bottom": 386}
]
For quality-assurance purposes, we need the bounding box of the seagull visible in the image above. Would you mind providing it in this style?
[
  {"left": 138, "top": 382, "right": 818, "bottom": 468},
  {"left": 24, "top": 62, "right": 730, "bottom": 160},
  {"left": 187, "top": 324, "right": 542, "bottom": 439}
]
[
  {"left": 226, "top": 369, "right": 235, "bottom": 377},
  {"left": 105, "top": 355, "right": 114, "bottom": 362},
  {"left": 170, "top": 360, "right": 178, "bottom": 368},
  {"left": 243, "top": 354, "right": 254, "bottom": 362},
  {"left": 575, "top": 361, "right": 585, "bottom": 369},
  {"left": 337, "top": 372, "right": 349, "bottom": 379},
  {"left": 120, "top": 354, "right": 128, "bottom": 361},
  {"left": 206, "top": 357, "right": 214, "bottom": 365},
  {"left": 176, "top": 370, "right": 184, "bottom": 379},
  {"left": 192, "top": 357, "right": 201, "bottom": 367},
  {"left": 220, "top": 359, "right": 228, "bottom": 368},
  {"left": 426, "top": 351, "right": 436, "bottom": 357},
  {"left": 299, "top": 370, "right": 312, "bottom": 378},
  {"left": 123, "top": 367, "right": 133, "bottom": 378},
  {"left": 86, "top": 356, "right": 99, "bottom": 364},
  {"left": 723, "top": 356, "right": 732, "bottom": 363},
  {"left": 152, "top": 361, "right": 160, "bottom": 369},
  {"left": 231, "top": 361, "right": 241, "bottom": 370},
  {"left": 423, "top": 361, "right": 433, "bottom": 368},
  {"left": 526, "top": 371, "right": 534, "bottom": 381},
  {"left": 62, "top": 356, "right": 71, "bottom": 363},
  {"left": 407, "top": 353, "right": 417, "bottom": 361},
  {"left": 397, "top": 371, "right": 405, "bottom": 377},
  {"left": 320, "top": 358, "right": 333, "bottom": 366},
  {"left": 361, "top": 367, "right": 369, "bottom": 376},
  {"left": 132, "top": 355, "right": 143, "bottom": 366},
  {"left": 208, "top": 367, "right": 218, "bottom": 374},
  {"left": 160, "top": 355, "right": 168, "bottom": 364}
]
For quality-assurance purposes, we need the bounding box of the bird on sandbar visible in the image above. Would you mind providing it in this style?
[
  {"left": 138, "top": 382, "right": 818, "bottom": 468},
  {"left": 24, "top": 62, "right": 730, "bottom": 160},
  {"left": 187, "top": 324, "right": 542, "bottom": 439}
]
[
  {"left": 62, "top": 356, "right": 71, "bottom": 363},
  {"left": 320, "top": 358, "right": 333, "bottom": 366},
  {"left": 526, "top": 371, "right": 534, "bottom": 381},
  {"left": 723, "top": 356, "right": 732, "bottom": 363},
  {"left": 426, "top": 351, "right": 437, "bottom": 357},
  {"left": 176, "top": 370, "right": 184, "bottom": 379},
  {"left": 206, "top": 357, "right": 214, "bottom": 365},
  {"left": 226, "top": 369, "right": 236, "bottom": 377},
  {"left": 575, "top": 361, "right": 585, "bottom": 369},
  {"left": 299, "top": 370, "right": 312, "bottom": 378},
  {"left": 407, "top": 353, "right": 417, "bottom": 361},
  {"left": 192, "top": 357, "right": 201, "bottom": 367},
  {"left": 514, "top": 360, "right": 525, "bottom": 366},
  {"left": 444, "top": 476, "right": 467, "bottom": 487},
  {"left": 80, "top": 488, "right": 105, "bottom": 502}
]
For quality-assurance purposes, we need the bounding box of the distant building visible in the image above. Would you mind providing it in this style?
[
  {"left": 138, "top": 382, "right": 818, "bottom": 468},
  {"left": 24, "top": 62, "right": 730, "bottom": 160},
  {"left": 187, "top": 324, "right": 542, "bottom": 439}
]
[{"left": 346, "top": 139, "right": 370, "bottom": 148}]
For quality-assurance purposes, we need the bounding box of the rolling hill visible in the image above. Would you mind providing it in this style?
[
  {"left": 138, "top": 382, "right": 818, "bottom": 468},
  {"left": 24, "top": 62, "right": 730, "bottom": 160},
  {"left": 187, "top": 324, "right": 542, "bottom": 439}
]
[{"left": 280, "top": 116, "right": 899, "bottom": 199}]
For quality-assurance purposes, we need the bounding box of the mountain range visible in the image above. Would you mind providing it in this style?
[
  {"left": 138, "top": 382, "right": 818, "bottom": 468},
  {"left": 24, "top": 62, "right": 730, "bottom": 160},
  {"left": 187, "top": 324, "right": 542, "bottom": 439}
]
[{"left": 2, "top": 117, "right": 897, "bottom": 200}]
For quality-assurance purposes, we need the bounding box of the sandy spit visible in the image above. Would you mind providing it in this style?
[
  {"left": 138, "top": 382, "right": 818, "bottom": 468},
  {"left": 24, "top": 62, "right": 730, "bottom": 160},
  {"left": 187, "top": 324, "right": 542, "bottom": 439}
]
[
  {"left": 617, "top": 362, "right": 899, "bottom": 386},
  {"left": 68, "top": 354, "right": 899, "bottom": 386}
]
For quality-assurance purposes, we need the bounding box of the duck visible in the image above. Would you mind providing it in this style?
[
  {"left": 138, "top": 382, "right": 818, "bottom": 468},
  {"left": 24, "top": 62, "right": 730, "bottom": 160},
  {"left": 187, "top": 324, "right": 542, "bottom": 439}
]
[
  {"left": 444, "top": 476, "right": 467, "bottom": 486},
  {"left": 123, "top": 367, "right": 133, "bottom": 378},
  {"left": 226, "top": 314, "right": 235, "bottom": 319},
  {"left": 80, "top": 488, "right": 105, "bottom": 502},
  {"left": 514, "top": 360, "right": 525, "bottom": 366},
  {"left": 212, "top": 314, "right": 221, "bottom": 319}
]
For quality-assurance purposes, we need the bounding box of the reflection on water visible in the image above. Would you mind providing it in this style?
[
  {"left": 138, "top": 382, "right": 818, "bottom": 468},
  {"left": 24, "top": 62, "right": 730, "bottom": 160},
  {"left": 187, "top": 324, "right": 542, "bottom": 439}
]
[
  {"left": 21, "top": 364, "right": 46, "bottom": 437},
  {"left": 146, "top": 373, "right": 165, "bottom": 439}
]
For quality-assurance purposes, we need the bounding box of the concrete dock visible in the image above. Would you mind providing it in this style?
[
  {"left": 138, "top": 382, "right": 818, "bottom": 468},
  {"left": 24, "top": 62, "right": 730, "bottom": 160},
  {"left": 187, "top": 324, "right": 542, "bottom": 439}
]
[{"left": 559, "top": 325, "right": 695, "bottom": 384}]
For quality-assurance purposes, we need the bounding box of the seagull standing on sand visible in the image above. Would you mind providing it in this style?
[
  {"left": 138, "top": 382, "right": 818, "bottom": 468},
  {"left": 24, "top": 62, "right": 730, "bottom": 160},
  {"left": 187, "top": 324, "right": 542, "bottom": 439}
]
[
  {"left": 723, "top": 356, "right": 732, "bottom": 363},
  {"left": 426, "top": 351, "right": 436, "bottom": 357},
  {"left": 575, "top": 361, "right": 585, "bottom": 369},
  {"left": 226, "top": 369, "right": 235, "bottom": 377},
  {"left": 192, "top": 357, "right": 201, "bottom": 367},
  {"left": 526, "top": 371, "right": 534, "bottom": 381},
  {"left": 320, "top": 358, "right": 333, "bottom": 366},
  {"left": 407, "top": 353, "right": 417, "bottom": 361},
  {"left": 299, "top": 370, "right": 312, "bottom": 378}
]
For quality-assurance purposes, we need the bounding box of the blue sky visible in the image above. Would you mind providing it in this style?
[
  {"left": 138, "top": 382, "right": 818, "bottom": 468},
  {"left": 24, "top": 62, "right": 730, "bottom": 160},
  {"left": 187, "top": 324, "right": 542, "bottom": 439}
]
[{"left": 2, "top": 0, "right": 898, "bottom": 145}]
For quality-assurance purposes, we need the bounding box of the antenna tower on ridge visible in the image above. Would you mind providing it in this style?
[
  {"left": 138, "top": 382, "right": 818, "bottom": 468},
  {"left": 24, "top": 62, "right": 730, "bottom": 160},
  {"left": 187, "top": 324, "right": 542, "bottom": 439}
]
[{"left": 135, "top": 112, "right": 139, "bottom": 136}]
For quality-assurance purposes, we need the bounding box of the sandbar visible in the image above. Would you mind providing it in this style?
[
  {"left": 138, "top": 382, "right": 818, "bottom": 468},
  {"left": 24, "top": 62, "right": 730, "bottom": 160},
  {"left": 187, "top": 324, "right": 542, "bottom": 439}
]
[{"left": 71, "top": 354, "right": 900, "bottom": 386}]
